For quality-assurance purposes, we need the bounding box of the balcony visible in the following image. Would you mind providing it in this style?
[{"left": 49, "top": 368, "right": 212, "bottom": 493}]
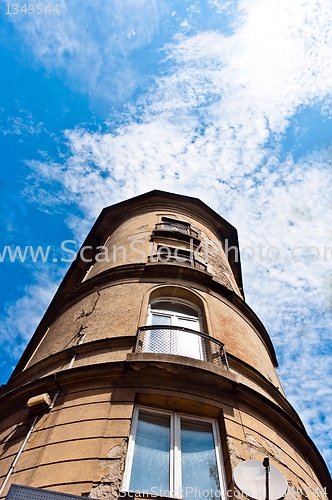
[
  {"left": 135, "top": 325, "right": 229, "bottom": 369},
  {"left": 154, "top": 222, "right": 199, "bottom": 238}
]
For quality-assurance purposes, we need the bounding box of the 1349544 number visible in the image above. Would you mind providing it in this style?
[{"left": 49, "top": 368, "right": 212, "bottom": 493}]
[{"left": 6, "top": 4, "right": 59, "bottom": 14}]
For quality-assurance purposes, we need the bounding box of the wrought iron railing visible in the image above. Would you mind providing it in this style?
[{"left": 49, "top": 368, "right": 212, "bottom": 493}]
[
  {"left": 154, "top": 222, "right": 199, "bottom": 238},
  {"left": 135, "top": 326, "right": 229, "bottom": 369},
  {"left": 148, "top": 254, "right": 207, "bottom": 271}
]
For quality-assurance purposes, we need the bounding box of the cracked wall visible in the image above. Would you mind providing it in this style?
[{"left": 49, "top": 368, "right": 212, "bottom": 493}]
[{"left": 24, "top": 282, "right": 148, "bottom": 370}]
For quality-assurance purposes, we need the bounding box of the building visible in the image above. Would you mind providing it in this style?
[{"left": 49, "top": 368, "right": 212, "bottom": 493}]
[{"left": 0, "top": 190, "right": 330, "bottom": 500}]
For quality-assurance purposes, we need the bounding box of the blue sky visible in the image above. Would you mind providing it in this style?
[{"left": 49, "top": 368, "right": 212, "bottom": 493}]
[{"left": 0, "top": 0, "right": 332, "bottom": 473}]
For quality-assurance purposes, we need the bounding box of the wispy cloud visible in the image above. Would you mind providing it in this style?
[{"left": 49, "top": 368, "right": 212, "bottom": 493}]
[
  {"left": 0, "top": 272, "right": 58, "bottom": 361},
  {"left": 0, "top": 109, "right": 43, "bottom": 136},
  {"left": 2, "top": 0, "right": 164, "bottom": 102}
]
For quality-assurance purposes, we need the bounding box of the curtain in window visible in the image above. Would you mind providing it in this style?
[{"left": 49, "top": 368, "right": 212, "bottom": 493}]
[
  {"left": 181, "top": 420, "right": 220, "bottom": 499},
  {"left": 128, "top": 410, "right": 222, "bottom": 499},
  {"left": 129, "top": 412, "right": 171, "bottom": 493}
]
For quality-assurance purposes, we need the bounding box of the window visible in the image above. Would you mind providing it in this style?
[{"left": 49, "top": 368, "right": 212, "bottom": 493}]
[
  {"left": 122, "top": 408, "right": 226, "bottom": 500},
  {"left": 136, "top": 297, "right": 230, "bottom": 369},
  {"left": 162, "top": 219, "right": 190, "bottom": 234},
  {"left": 144, "top": 300, "right": 204, "bottom": 361},
  {"left": 153, "top": 217, "right": 200, "bottom": 240},
  {"left": 165, "top": 222, "right": 187, "bottom": 233}
]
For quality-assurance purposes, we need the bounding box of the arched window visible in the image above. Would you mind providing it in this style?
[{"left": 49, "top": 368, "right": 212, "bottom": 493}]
[{"left": 142, "top": 299, "right": 205, "bottom": 361}]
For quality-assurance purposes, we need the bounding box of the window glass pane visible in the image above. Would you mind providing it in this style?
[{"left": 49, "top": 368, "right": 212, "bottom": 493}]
[
  {"left": 177, "top": 317, "right": 200, "bottom": 331},
  {"left": 151, "top": 301, "right": 199, "bottom": 318},
  {"left": 129, "top": 412, "right": 171, "bottom": 493},
  {"left": 181, "top": 420, "right": 220, "bottom": 500},
  {"left": 174, "top": 318, "right": 203, "bottom": 360},
  {"left": 151, "top": 313, "right": 172, "bottom": 325}
]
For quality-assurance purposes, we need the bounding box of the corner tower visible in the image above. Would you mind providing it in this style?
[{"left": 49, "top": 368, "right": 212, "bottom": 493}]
[{"left": 0, "top": 191, "right": 330, "bottom": 500}]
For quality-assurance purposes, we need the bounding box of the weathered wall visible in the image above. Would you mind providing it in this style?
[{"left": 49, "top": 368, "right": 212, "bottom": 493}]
[
  {"left": 223, "top": 402, "right": 328, "bottom": 500},
  {"left": 85, "top": 210, "right": 240, "bottom": 295},
  {"left": 23, "top": 280, "right": 279, "bottom": 397},
  {"left": 0, "top": 370, "right": 328, "bottom": 500},
  {"left": 0, "top": 379, "right": 132, "bottom": 499},
  {"left": 26, "top": 282, "right": 148, "bottom": 369},
  {"left": 201, "top": 291, "right": 279, "bottom": 387}
]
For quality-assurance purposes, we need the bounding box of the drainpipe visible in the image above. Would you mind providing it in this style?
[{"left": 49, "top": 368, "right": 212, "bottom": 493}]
[
  {"left": 0, "top": 380, "right": 62, "bottom": 496},
  {"left": 0, "top": 335, "right": 85, "bottom": 496},
  {"left": 0, "top": 414, "right": 39, "bottom": 497}
]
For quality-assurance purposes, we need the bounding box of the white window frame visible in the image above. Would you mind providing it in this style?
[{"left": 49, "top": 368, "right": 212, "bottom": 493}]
[
  {"left": 148, "top": 298, "right": 203, "bottom": 331},
  {"left": 146, "top": 298, "right": 205, "bottom": 361},
  {"left": 121, "top": 407, "right": 227, "bottom": 500}
]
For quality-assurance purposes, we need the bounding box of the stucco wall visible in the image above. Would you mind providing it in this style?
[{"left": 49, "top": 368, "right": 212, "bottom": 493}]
[
  {"left": 85, "top": 210, "right": 240, "bottom": 295},
  {"left": 26, "top": 282, "right": 148, "bottom": 369},
  {"left": 0, "top": 372, "right": 328, "bottom": 500},
  {"left": 24, "top": 280, "right": 278, "bottom": 395}
]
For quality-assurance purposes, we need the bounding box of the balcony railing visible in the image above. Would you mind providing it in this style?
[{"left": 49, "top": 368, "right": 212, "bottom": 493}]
[
  {"left": 154, "top": 222, "right": 199, "bottom": 238},
  {"left": 135, "top": 326, "right": 229, "bottom": 369},
  {"left": 148, "top": 254, "right": 207, "bottom": 271}
]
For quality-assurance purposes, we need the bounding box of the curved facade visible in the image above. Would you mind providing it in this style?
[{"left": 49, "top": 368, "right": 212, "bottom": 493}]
[{"left": 0, "top": 190, "right": 330, "bottom": 500}]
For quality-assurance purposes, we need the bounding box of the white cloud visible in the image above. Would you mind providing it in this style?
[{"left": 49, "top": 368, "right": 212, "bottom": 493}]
[
  {"left": 2, "top": 0, "right": 161, "bottom": 101},
  {"left": 1, "top": 110, "right": 43, "bottom": 136},
  {"left": 0, "top": 273, "right": 58, "bottom": 360},
  {"left": 208, "top": 0, "right": 236, "bottom": 15}
]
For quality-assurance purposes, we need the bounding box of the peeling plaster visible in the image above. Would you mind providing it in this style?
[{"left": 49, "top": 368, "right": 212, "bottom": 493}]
[
  {"left": 227, "top": 437, "right": 242, "bottom": 459},
  {"left": 242, "top": 433, "right": 286, "bottom": 466},
  {"left": 286, "top": 480, "right": 300, "bottom": 500},
  {"left": 152, "top": 363, "right": 179, "bottom": 373},
  {"left": 129, "top": 363, "right": 147, "bottom": 372},
  {"left": 227, "top": 436, "right": 243, "bottom": 469},
  {"left": 89, "top": 439, "right": 127, "bottom": 500},
  {"left": 264, "top": 437, "right": 287, "bottom": 465}
]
